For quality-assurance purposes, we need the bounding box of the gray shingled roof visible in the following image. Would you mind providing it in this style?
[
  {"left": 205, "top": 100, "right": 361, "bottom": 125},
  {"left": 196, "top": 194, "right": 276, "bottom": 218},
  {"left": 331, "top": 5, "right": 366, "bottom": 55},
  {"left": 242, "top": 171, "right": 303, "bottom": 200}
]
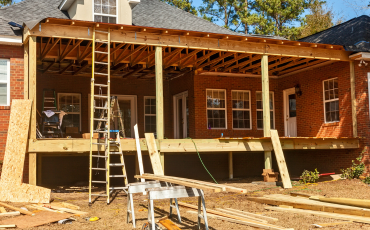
[
  {"left": 132, "top": 0, "right": 241, "bottom": 36},
  {"left": 0, "top": 0, "right": 282, "bottom": 40},
  {"left": 299, "top": 15, "right": 370, "bottom": 52}
]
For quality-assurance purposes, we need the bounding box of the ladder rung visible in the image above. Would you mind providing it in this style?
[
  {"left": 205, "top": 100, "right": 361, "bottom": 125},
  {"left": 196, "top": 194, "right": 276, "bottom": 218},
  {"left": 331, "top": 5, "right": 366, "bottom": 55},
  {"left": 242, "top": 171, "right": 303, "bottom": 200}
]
[
  {"left": 95, "top": 61, "right": 108, "bottom": 65},
  {"left": 95, "top": 40, "right": 108, "bottom": 44},
  {"left": 44, "top": 106, "right": 56, "bottom": 108},
  {"left": 94, "top": 118, "right": 108, "bottom": 122},
  {"left": 92, "top": 155, "right": 108, "bottom": 158},
  {"left": 44, "top": 97, "right": 55, "bottom": 99},
  {"left": 95, "top": 30, "right": 109, "bottom": 34},
  {"left": 94, "top": 106, "right": 108, "bottom": 110},
  {"left": 94, "top": 95, "right": 108, "bottom": 99},
  {"left": 109, "top": 152, "right": 122, "bottom": 155},
  {"left": 92, "top": 168, "right": 107, "bottom": 171},
  {"left": 110, "top": 163, "right": 124, "bottom": 167},
  {"left": 94, "top": 51, "right": 108, "bottom": 55},
  {"left": 91, "top": 194, "right": 108, "bottom": 197},
  {"left": 94, "top": 72, "right": 109, "bottom": 76},
  {"left": 94, "top": 84, "right": 108, "bottom": 87},
  {"left": 110, "top": 187, "right": 127, "bottom": 190},
  {"left": 110, "top": 175, "right": 127, "bottom": 178},
  {"left": 94, "top": 130, "right": 108, "bottom": 133},
  {"left": 92, "top": 180, "right": 107, "bottom": 184}
]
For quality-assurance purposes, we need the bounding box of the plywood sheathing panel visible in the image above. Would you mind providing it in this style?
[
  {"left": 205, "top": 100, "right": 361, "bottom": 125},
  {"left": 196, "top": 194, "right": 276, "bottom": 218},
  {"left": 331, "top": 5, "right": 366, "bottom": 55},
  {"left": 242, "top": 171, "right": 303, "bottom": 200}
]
[{"left": 0, "top": 100, "right": 51, "bottom": 203}]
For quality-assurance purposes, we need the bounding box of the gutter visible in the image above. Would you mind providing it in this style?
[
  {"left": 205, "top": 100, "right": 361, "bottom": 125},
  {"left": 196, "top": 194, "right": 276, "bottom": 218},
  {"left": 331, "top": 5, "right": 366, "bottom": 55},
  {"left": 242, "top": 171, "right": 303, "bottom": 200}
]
[{"left": 0, "top": 36, "right": 22, "bottom": 46}]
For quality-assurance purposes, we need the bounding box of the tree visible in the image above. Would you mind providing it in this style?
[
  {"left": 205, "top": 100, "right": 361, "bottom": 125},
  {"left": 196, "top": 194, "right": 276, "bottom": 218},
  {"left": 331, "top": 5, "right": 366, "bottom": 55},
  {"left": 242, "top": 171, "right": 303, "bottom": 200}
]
[
  {"left": 299, "top": 0, "right": 334, "bottom": 39},
  {"left": 247, "top": 0, "right": 318, "bottom": 40},
  {"left": 198, "top": 0, "right": 243, "bottom": 31},
  {"left": 161, "top": 0, "right": 198, "bottom": 16},
  {"left": 0, "top": 0, "right": 14, "bottom": 8}
]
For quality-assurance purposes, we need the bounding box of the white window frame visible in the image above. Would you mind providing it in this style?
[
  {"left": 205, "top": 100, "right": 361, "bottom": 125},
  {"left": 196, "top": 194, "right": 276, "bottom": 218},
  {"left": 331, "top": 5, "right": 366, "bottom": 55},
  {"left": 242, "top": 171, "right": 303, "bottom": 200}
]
[
  {"left": 93, "top": 0, "right": 119, "bottom": 24},
  {"left": 0, "top": 59, "right": 10, "bottom": 106},
  {"left": 231, "top": 90, "right": 252, "bottom": 130},
  {"left": 322, "top": 77, "right": 339, "bottom": 123},
  {"left": 256, "top": 91, "right": 275, "bottom": 130},
  {"left": 57, "top": 93, "right": 82, "bottom": 131},
  {"left": 144, "top": 96, "right": 156, "bottom": 133},
  {"left": 206, "top": 89, "right": 227, "bottom": 130}
]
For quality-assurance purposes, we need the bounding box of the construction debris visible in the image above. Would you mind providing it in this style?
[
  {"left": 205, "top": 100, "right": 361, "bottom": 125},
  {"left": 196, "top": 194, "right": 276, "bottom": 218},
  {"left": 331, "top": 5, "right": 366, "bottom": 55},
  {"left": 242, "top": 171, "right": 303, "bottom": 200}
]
[
  {"left": 309, "top": 196, "right": 370, "bottom": 209},
  {"left": 0, "top": 212, "right": 20, "bottom": 217},
  {"left": 312, "top": 221, "right": 351, "bottom": 228},
  {"left": 262, "top": 169, "right": 279, "bottom": 182},
  {"left": 0, "top": 202, "right": 34, "bottom": 216}
]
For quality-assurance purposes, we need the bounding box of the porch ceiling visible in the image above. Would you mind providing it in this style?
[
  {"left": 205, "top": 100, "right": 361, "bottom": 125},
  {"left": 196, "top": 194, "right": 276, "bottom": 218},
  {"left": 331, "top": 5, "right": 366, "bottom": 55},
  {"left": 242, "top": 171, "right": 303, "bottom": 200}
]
[{"left": 28, "top": 18, "right": 351, "bottom": 80}]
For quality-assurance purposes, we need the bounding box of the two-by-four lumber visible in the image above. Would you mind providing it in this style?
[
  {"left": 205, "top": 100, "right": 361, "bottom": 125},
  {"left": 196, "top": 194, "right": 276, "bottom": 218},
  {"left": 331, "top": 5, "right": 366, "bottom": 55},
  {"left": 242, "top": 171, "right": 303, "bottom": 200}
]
[
  {"left": 215, "top": 208, "right": 268, "bottom": 223},
  {"left": 0, "top": 212, "right": 20, "bottom": 217},
  {"left": 0, "top": 201, "right": 34, "bottom": 216},
  {"left": 138, "top": 173, "right": 247, "bottom": 193},
  {"left": 225, "top": 208, "right": 278, "bottom": 221},
  {"left": 270, "top": 130, "right": 292, "bottom": 188},
  {"left": 135, "top": 174, "right": 222, "bottom": 192},
  {"left": 265, "top": 206, "right": 370, "bottom": 224},
  {"left": 0, "top": 207, "right": 6, "bottom": 213},
  {"left": 178, "top": 202, "right": 291, "bottom": 230},
  {"left": 144, "top": 133, "right": 164, "bottom": 175}
]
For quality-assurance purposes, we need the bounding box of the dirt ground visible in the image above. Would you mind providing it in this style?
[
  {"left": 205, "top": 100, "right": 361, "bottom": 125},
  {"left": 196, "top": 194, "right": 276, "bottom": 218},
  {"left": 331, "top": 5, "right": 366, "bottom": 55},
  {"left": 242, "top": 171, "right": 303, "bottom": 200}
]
[{"left": 2, "top": 178, "right": 370, "bottom": 229}]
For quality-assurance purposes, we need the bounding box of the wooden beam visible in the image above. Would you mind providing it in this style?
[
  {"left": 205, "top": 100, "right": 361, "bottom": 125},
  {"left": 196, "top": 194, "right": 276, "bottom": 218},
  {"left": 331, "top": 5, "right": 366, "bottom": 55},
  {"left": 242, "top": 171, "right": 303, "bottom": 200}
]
[
  {"left": 27, "top": 138, "right": 360, "bottom": 153},
  {"left": 60, "top": 40, "right": 83, "bottom": 62},
  {"left": 165, "top": 49, "right": 201, "bottom": 69},
  {"left": 261, "top": 55, "right": 272, "bottom": 170},
  {"left": 197, "top": 52, "right": 234, "bottom": 69},
  {"left": 78, "top": 42, "right": 102, "bottom": 63},
  {"left": 130, "top": 46, "right": 147, "bottom": 66},
  {"left": 155, "top": 46, "right": 164, "bottom": 140},
  {"left": 145, "top": 133, "right": 164, "bottom": 175},
  {"left": 29, "top": 36, "right": 37, "bottom": 186},
  {"left": 114, "top": 45, "right": 146, "bottom": 66},
  {"left": 225, "top": 55, "right": 260, "bottom": 72},
  {"left": 277, "top": 59, "right": 327, "bottom": 75},
  {"left": 40, "top": 38, "right": 60, "bottom": 61},
  {"left": 132, "top": 50, "right": 155, "bottom": 66},
  {"left": 211, "top": 53, "right": 250, "bottom": 71},
  {"left": 24, "top": 42, "right": 29, "bottom": 100},
  {"left": 350, "top": 61, "right": 357, "bottom": 137},
  {"left": 28, "top": 23, "right": 350, "bottom": 61}
]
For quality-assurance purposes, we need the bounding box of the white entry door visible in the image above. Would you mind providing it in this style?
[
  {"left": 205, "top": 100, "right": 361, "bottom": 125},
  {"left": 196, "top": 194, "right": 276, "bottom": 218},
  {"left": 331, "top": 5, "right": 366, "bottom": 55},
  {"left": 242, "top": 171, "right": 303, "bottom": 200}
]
[
  {"left": 173, "top": 91, "right": 188, "bottom": 139},
  {"left": 284, "top": 88, "right": 297, "bottom": 137}
]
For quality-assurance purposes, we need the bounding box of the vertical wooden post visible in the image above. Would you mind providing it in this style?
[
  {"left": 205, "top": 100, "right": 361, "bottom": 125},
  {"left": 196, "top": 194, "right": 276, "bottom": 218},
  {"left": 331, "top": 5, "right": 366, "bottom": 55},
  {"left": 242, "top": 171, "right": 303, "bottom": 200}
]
[
  {"left": 350, "top": 61, "right": 357, "bottom": 137},
  {"left": 28, "top": 36, "right": 37, "bottom": 185},
  {"left": 228, "top": 152, "right": 233, "bottom": 179},
  {"left": 24, "top": 42, "right": 29, "bottom": 100},
  {"left": 261, "top": 55, "right": 272, "bottom": 169},
  {"left": 155, "top": 46, "right": 165, "bottom": 172}
]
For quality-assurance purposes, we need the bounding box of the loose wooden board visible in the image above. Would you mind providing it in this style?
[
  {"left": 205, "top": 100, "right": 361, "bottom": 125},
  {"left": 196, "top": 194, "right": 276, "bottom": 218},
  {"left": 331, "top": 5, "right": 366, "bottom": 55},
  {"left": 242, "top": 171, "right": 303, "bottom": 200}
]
[
  {"left": 0, "top": 100, "right": 50, "bottom": 203},
  {"left": 265, "top": 206, "right": 370, "bottom": 224},
  {"left": 270, "top": 130, "right": 292, "bottom": 188},
  {"left": 145, "top": 133, "right": 164, "bottom": 175},
  {"left": 0, "top": 211, "right": 71, "bottom": 229}
]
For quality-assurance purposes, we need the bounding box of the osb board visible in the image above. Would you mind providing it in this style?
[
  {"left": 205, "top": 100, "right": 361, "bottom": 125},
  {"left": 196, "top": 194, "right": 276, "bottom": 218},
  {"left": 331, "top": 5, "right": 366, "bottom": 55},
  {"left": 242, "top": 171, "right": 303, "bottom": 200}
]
[
  {"left": 1, "top": 100, "right": 32, "bottom": 184},
  {"left": 0, "top": 211, "right": 71, "bottom": 228},
  {"left": 145, "top": 133, "right": 164, "bottom": 175},
  {"left": 0, "top": 100, "right": 51, "bottom": 203},
  {"left": 0, "top": 182, "right": 50, "bottom": 203}
]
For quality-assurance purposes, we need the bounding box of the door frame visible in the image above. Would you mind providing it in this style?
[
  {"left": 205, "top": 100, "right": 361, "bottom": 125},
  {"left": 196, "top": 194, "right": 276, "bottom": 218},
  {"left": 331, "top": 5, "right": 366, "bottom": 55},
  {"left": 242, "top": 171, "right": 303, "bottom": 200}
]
[
  {"left": 88, "top": 94, "right": 137, "bottom": 137},
  {"left": 283, "top": 88, "right": 296, "bottom": 137},
  {"left": 173, "top": 91, "right": 188, "bottom": 139}
]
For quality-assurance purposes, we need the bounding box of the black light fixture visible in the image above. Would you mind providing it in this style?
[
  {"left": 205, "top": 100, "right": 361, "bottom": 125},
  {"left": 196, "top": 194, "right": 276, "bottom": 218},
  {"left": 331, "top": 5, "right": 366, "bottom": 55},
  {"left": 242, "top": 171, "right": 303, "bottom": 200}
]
[{"left": 295, "top": 84, "right": 302, "bottom": 96}]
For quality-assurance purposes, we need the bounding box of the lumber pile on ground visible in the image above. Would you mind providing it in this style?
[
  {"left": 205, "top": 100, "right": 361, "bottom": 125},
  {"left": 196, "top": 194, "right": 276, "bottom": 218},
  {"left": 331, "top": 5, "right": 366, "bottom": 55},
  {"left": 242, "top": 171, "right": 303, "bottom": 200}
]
[
  {"left": 179, "top": 202, "right": 292, "bottom": 230},
  {"left": 135, "top": 174, "right": 247, "bottom": 193},
  {"left": 250, "top": 193, "right": 370, "bottom": 225},
  {"left": 0, "top": 100, "right": 50, "bottom": 203}
]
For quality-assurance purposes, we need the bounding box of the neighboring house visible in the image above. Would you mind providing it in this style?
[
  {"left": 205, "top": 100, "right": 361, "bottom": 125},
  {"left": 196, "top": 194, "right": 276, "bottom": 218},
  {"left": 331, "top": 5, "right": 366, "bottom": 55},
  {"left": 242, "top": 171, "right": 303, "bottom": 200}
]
[{"left": 0, "top": 0, "right": 368, "bottom": 186}]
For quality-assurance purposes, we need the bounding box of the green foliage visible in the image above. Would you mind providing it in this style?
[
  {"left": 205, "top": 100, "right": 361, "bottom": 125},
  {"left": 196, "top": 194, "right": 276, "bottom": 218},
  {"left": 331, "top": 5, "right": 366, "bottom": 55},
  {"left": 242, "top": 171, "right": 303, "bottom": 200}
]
[
  {"left": 298, "top": 0, "right": 335, "bottom": 39},
  {"left": 0, "top": 0, "right": 14, "bottom": 8},
  {"left": 363, "top": 176, "right": 370, "bottom": 185},
  {"left": 300, "top": 168, "right": 320, "bottom": 184},
  {"left": 341, "top": 151, "right": 366, "bottom": 179},
  {"left": 161, "top": 0, "right": 198, "bottom": 16}
]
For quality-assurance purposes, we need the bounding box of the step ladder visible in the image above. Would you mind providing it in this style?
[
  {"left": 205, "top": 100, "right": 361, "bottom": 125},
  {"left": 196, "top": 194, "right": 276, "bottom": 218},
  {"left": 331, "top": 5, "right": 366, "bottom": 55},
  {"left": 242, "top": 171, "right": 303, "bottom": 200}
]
[
  {"left": 41, "top": 89, "right": 63, "bottom": 138},
  {"left": 88, "top": 27, "right": 128, "bottom": 204},
  {"left": 42, "top": 89, "right": 57, "bottom": 111}
]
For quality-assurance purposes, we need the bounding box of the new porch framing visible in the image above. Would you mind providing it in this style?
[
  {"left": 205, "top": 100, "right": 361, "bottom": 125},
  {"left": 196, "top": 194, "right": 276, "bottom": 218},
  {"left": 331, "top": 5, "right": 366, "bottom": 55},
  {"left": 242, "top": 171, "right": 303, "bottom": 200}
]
[{"left": 23, "top": 18, "right": 358, "bottom": 185}]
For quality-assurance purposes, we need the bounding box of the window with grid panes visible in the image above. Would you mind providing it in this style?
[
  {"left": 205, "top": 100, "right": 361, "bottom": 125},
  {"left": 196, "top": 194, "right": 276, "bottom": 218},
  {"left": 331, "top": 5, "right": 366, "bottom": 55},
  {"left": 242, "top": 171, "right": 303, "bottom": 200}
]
[
  {"left": 58, "top": 93, "right": 81, "bottom": 132},
  {"left": 232, "top": 90, "right": 251, "bottom": 129},
  {"left": 323, "top": 78, "right": 339, "bottom": 122},
  {"left": 94, "top": 0, "right": 117, "bottom": 24},
  {"left": 206, "top": 89, "right": 226, "bottom": 129},
  {"left": 144, "top": 97, "right": 156, "bottom": 133},
  {"left": 256, "top": 92, "right": 274, "bottom": 129},
  {"left": 0, "top": 59, "right": 9, "bottom": 106}
]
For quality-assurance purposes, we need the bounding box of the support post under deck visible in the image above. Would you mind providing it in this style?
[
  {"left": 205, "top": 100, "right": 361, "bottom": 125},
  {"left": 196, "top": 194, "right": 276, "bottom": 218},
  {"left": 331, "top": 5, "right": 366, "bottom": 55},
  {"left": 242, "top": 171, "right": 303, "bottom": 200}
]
[
  {"left": 155, "top": 46, "right": 165, "bottom": 172},
  {"left": 261, "top": 55, "right": 272, "bottom": 169},
  {"left": 28, "top": 36, "right": 37, "bottom": 185}
]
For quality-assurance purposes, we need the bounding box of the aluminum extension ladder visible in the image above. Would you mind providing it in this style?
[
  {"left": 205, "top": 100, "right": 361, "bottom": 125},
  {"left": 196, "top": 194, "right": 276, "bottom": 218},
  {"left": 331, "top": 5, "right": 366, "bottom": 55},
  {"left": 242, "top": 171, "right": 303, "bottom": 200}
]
[{"left": 88, "top": 27, "right": 128, "bottom": 204}]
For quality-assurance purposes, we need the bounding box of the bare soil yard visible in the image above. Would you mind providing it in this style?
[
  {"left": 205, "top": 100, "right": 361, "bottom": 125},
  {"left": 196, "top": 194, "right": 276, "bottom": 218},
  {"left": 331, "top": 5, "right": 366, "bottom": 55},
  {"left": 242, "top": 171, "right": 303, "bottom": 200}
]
[{"left": 1, "top": 178, "right": 370, "bottom": 229}]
